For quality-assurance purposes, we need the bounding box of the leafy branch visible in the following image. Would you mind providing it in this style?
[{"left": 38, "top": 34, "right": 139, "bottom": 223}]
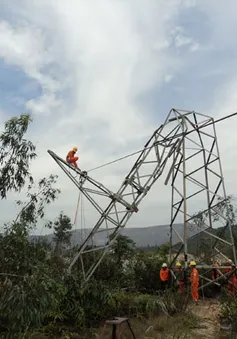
[
  {"left": 0, "top": 114, "right": 36, "bottom": 199},
  {"left": 14, "top": 174, "right": 61, "bottom": 229}
]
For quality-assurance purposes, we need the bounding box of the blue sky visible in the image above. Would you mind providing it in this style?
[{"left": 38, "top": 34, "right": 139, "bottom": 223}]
[{"left": 0, "top": 0, "right": 237, "bottom": 234}]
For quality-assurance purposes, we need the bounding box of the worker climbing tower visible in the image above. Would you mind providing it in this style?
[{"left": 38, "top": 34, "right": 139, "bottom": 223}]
[{"left": 48, "top": 108, "right": 236, "bottom": 287}]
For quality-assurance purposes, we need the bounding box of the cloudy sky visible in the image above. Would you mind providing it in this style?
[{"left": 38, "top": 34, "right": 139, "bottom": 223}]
[{"left": 0, "top": 0, "right": 237, "bottom": 236}]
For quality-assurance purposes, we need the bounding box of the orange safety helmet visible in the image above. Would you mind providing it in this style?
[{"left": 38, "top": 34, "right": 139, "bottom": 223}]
[{"left": 73, "top": 146, "right": 78, "bottom": 152}]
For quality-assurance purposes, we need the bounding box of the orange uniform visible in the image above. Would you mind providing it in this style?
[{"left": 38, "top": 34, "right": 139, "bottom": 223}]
[
  {"left": 174, "top": 268, "right": 186, "bottom": 293},
  {"left": 160, "top": 268, "right": 170, "bottom": 290},
  {"left": 228, "top": 273, "right": 237, "bottom": 296},
  {"left": 66, "top": 150, "right": 79, "bottom": 168},
  {"left": 224, "top": 263, "right": 237, "bottom": 296},
  {"left": 190, "top": 267, "right": 199, "bottom": 301},
  {"left": 222, "top": 261, "right": 236, "bottom": 295},
  {"left": 160, "top": 268, "right": 169, "bottom": 281},
  {"left": 222, "top": 262, "right": 232, "bottom": 275}
]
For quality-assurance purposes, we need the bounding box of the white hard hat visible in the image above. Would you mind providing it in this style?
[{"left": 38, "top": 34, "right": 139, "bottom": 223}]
[{"left": 162, "top": 263, "right": 167, "bottom": 268}]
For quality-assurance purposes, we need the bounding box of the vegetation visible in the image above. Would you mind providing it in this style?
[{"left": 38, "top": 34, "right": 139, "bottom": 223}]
[
  {"left": 0, "top": 113, "right": 236, "bottom": 338},
  {"left": 0, "top": 113, "right": 196, "bottom": 338}
]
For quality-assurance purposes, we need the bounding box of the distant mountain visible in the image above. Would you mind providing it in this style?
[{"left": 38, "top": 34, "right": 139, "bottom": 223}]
[
  {"left": 30, "top": 223, "right": 199, "bottom": 248},
  {"left": 173, "top": 224, "right": 237, "bottom": 256}
]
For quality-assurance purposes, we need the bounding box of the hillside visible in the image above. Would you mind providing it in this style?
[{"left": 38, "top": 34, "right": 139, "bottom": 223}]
[
  {"left": 172, "top": 224, "right": 237, "bottom": 257},
  {"left": 30, "top": 223, "right": 199, "bottom": 248}
]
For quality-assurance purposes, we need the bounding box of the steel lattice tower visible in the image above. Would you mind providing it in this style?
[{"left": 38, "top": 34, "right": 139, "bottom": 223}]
[{"left": 48, "top": 108, "right": 236, "bottom": 287}]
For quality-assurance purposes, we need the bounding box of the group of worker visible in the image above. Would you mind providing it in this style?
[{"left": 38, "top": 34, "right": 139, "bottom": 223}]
[
  {"left": 159, "top": 259, "right": 237, "bottom": 302},
  {"left": 160, "top": 261, "right": 199, "bottom": 302},
  {"left": 218, "top": 259, "right": 237, "bottom": 296}
]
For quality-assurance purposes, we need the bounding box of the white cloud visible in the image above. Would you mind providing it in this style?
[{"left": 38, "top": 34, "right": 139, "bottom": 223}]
[
  {"left": 0, "top": 0, "right": 188, "bottom": 232},
  {"left": 170, "top": 26, "right": 200, "bottom": 53},
  {"left": 192, "top": 1, "right": 237, "bottom": 196},
  {"left": 1, "top": 0, "right": 237, "bottom": 239},
  {"left": 0, "top": 19, "right": 62, "bottom": 116}
]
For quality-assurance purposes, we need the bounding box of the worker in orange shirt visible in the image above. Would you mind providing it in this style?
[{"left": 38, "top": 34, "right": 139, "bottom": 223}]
[
  {"left": 173, "top": 262, "right": 186, "bottom": 293},
  {"left": 190, "top": 261, "right": 199, "bottom": 302},
  {"left": 227, "top": 262, "right": 237, "bottom": 296},
  {"left": 160, "top": 263, "right": 170, "bottom": 291},
  {"left": 66, "top": 147, "right": 79, "bottom": 168},
  {"left": 222, "top": 259, "right": 234, "bottom": 295}
]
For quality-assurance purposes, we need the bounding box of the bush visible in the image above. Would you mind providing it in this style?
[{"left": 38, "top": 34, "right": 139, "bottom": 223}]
[
  {"left": 220, "top": 289, "right": 237, "bottom": 334},
  {"left": 133, "top": 252, "right": 163, "bottom": 292},
  {"left": 112, "top": 291, "right": 160, "bottom": 319},
  {"left": 0, "top": 272, "right": 65, "bottom": 338},
  {"left": 156, "top": 289, "right": 190, "bottom": 316}
]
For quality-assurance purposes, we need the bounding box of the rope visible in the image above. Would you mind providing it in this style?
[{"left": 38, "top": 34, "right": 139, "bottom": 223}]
[
  {"left": 87, "top": 148, "right": 145, "bottom": 173},
  {"left": 80, "top": 193, "right": 84, "bottom": 244},
  {"left": 86, "top": 111, "right": 237, "bottom": 173},
  {"left": 73, "top": 191, "right": 81, "bottom": 225}
]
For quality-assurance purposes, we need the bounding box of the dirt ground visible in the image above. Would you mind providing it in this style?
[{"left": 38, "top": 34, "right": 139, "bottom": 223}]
[
  {"left": 190, "top": 299, "right": 221, "bottom": 339},
  {"left": 96, "top": 299, "right": 225, "bottom": 339}
]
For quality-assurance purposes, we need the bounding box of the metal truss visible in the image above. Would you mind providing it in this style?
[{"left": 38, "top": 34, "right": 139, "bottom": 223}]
[
  {"left": 166, "top": 110, "right": 236, "bottom": 289},
  {"left": 48, "top": 108, "right": 236, "bottom": 286}
]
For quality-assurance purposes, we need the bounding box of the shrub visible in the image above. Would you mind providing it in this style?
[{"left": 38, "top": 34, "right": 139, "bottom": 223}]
[
  {"left": 0, "top": 272, "right": 65, "bottom": 338},
  {"left": 133, "top": 252, "right": 163, "bottom": 292},
  {"left": 156, "top": 289, "right": 190, "bottom": 316}
]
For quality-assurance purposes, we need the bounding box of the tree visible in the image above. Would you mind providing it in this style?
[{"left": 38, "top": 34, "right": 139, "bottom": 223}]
[
  {"left": 0, "top": 113, "right": 61, "bottom": 274},
  {"left": 111, "top": 234, "right": 136, "bottom": 265},
  {"left": 159, "top": 242, "right": 169, "bottom": 259},
  {"left": 52, "top": 212, "right": 73, "bottom": 253},
  {"left": 0, "top": 113, "right": 63, "bottom": 336},
  {"left": 0, "top": 114, "right": 36, "bottom": 199},
  {"left": 15, "top": 174, "right": 60, "bottom": 229}
]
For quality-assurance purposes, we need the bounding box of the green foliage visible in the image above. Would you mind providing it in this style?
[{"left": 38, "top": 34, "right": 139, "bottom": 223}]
[
  {"left": 158, "top": 243, "right": 169, "bottom": 259},
  {"left": 112, "top": 291, "right": 160, "bottom": 319},
  {"left": 220, "top": 290, "right": 237, "bottom": 334},
  {"left": 0, "top": 114, "right": 36, "bottom": 199},
  {"left": 0, "top": 223, "right": 48, "bottom": 275},
  {"left": 0, "top": 112, "right": 217, "bottom": 338},
  {"left": 111, "top": 234, "right": 136, "bottom": 265},
  {"left": 51, "top": 212, "right": 73, "bottom": 253},
  {"left": 133, "top": 252, "right": 163, "bottom": 292},
  {"left": 156, "top": 289, "right": 190, "bottom": 316},
  {"left": 0, "top": 273, "right": 65, "bottom": 338},
  {"left": 92, "top": 254, "right": 123, "bottom": 287},
  {"left": 15, "top": 174, "right": 60, "bottom": 229}
]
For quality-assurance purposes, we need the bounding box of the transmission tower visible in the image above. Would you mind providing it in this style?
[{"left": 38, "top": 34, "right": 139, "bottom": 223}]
[{"left": 48, "top": 108, "right": 236, "bottom": 287}]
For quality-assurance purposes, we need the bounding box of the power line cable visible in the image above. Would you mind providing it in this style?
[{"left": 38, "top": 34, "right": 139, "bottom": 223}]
[
  {"left": 87, "top": 148, "right": 147, "bottom": 173},
  {"left": 87, "top": 111, "right": 237, "bottom": 173}
]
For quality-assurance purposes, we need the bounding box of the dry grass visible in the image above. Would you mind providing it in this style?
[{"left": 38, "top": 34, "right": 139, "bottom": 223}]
[
  {"left": 93, "top": 313, "right": 200, "bottom": 339},
  {"left": 26, "top": 300, "right": 222, "bottom": 339}
]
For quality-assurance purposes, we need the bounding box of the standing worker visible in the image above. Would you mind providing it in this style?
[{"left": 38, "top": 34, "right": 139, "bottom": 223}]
[
  {"left": 222, "top": 259, "right": 233, "bottom": 295},
  {"left": 227, "top": 262, "right": 237, "bottom": 296},
  {"left": 173, "top": 262, "right": 185, "bottom": 293},
  {"left": 160, "top": 263, "right": 170, "bottom": 291},
  {"left": 66, "top": 146, "right": 79, "bottom": 168},
  {"left": 190, "top": 261, "right": 199, "bottom": 302}
]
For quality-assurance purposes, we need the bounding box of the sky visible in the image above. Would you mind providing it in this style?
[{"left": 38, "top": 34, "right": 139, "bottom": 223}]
[{"left": 0, "top": 0, "right": 237, "bottom": 237}]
